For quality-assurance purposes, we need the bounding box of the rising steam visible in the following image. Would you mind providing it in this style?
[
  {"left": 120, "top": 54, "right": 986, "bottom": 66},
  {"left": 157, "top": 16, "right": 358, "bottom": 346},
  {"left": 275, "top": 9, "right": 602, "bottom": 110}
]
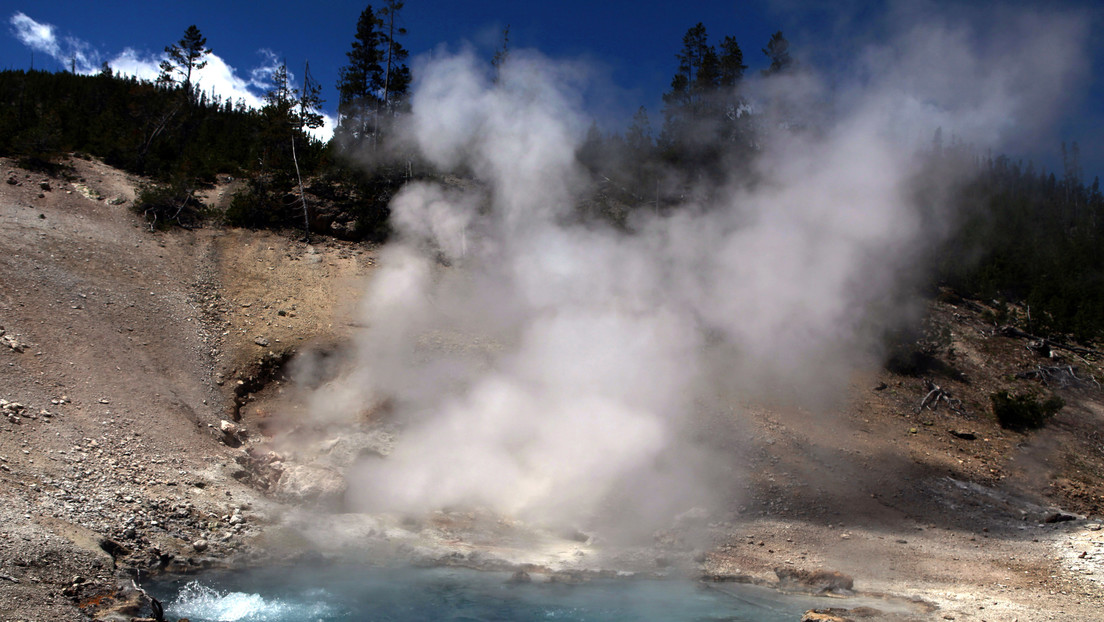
[{"left": 299, "top": 9, "right": 1089, "bottom": 535}]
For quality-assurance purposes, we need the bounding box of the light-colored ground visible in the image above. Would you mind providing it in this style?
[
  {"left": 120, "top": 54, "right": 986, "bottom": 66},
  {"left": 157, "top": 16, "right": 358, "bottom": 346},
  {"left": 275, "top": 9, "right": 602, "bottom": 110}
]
[{"left": 1, "top": 156, "right": 1102, "bottom": 621}]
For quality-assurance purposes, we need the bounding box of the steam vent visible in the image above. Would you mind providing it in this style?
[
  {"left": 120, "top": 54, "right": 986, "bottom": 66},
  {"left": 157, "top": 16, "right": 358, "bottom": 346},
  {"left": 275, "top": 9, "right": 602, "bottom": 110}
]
[{"left": 1, "top": 2, "right": 1103, "bottom": 620}]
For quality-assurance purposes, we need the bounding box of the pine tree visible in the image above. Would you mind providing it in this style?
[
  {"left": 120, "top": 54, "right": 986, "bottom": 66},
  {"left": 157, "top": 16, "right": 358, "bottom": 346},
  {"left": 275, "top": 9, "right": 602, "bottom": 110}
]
[
  {"left": 297, "top": 62, "right": 325, "bottom": 132},
  {"left": 378, "top": 0, "right": 411, "bottom": 113},
  {"left": 492, "top": 24, "right": 511, "bottom": 81},
  {"left": 157, "top": 25, "right": 211, "bottom": 101},
  {"left": 336, "top": 6, "right": 384, "bottom": 143},
  {"left": 625, "top": 106, "right": 654, "bottom": 155},
  {"left": 257, "top": 61, "right": 327, "bottom": 238},
  {"left": 336, "top": 3, "right": 410, "bottom": 147},
  {"left": 663, "top": 23, "right": 713, "bottom": 121},
  {"left": 718, "top": 36, "right": 747, "bottom": 88},
  {"left": 661, "top": 24, "right": 755, "bottom": 179},
  {"left": 761, "top": 31, "right": 793, "bottom": 76}
]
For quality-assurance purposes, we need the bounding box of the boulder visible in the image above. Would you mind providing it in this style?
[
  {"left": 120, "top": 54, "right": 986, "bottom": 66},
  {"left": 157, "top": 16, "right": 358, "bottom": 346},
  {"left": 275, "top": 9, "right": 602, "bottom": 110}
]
[
  {"left": 775, "top": 567, "right": 854, "bottom": 595},
  {"left": 274, "top": 464, "right": 346, "bottom": 506}
]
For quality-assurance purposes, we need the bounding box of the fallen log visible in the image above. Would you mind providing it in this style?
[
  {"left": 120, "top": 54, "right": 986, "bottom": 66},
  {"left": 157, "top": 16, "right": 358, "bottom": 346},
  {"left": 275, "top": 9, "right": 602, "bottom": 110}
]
[
  {"left": 1015, "top": 364, "right": 1100, "bottom": 389},
  {"left": 999, "top": 326, "right": 1101, "bottom": 361}
]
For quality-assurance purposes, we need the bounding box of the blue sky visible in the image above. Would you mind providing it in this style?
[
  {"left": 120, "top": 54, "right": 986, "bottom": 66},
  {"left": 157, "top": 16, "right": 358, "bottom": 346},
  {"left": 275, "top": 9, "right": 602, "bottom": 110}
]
[{"left": 3, "top": 1, "right": 1103, "bottom": 180}]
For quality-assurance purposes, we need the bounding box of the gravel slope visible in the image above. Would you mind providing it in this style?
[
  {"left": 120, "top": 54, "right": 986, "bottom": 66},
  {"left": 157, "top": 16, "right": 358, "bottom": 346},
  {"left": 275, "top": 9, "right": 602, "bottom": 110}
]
[{"left": 1, "top": 156, "right": 1101, "bottom": 621}]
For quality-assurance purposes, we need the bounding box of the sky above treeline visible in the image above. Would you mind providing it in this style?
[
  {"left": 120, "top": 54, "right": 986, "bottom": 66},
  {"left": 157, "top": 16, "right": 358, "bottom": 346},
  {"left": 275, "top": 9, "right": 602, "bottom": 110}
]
[{"left": 3, "top": 0, "right": 1103, "bottom": 180}]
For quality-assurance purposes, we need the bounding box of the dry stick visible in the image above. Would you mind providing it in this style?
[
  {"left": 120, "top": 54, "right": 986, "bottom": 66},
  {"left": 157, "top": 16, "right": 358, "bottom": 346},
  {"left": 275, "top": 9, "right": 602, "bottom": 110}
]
[
  {"left": 130, "top": 574, "right": 165, "bottom": 622},
  {"left": 170, "top": 185, "right": 192, "bottom": 223},
  {"left": 291, "top": 135, "right": 309, "bottom": 242},
  {"left": 139, "top": 102, "right": 182, "bottom": 163}
]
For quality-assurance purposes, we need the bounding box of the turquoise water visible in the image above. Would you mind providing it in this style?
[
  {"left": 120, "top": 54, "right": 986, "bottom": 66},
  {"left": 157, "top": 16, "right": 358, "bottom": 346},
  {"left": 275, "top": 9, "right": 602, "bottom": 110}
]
[{"left": 149, "top": 564, "right": 827, "bottom": 622}]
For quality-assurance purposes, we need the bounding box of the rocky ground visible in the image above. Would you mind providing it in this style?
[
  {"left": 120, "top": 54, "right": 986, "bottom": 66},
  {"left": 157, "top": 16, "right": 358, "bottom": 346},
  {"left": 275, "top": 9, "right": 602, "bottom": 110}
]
[{"left": 1, "top": 155, "right": 1102, "bottom": 621}]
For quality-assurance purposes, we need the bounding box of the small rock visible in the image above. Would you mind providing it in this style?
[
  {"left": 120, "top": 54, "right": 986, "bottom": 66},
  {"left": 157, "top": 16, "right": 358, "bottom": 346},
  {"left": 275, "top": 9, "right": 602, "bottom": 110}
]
[
  {"left": 219, "top": 420, "right": 243, "bottom": 447},
  {"left": 801, "top": 608, "right": 881, "bottom": 622},
  {"left": 506, "top": 570, "right": 531, "bottom": 584},
  {"left": 254, "top": 336, "right": 270, "bottom": 347},
  {"left": 801, "top": 611, "right": 851, "bottom": 622},
  {"left": 1044, "top": 512, "right": 1077, "bottom": 524},
  {"left": 1, "top": 333, "right": 26, "bottom": 352},
  {"left": 192, "top": 539, "right": 208, "bottom": 552}
]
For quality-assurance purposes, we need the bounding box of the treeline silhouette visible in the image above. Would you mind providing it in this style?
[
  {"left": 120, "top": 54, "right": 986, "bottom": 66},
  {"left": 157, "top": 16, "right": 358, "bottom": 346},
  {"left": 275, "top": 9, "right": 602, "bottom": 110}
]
[
  {"left": 0, "top": 68, "right": 277, "bottom": 180},
  {"left": 1, "top": 18, "right": 1103, "bottom": 340},
  {"left": 934, "top": 143, "right": 1104, "bottom": 339}
]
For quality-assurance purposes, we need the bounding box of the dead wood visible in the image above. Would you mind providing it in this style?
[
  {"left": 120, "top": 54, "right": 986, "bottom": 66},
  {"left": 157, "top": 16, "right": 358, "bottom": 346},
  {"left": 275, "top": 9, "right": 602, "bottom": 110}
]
[
  {"left": 998, "top": 325, "right": 1101, "bottom": 361},
  {"left": 917, "top": 378, "right": 968, "bottom": 416},
  {"left": 1015, "top": 364, "right": 1100, "bottom": 389}
]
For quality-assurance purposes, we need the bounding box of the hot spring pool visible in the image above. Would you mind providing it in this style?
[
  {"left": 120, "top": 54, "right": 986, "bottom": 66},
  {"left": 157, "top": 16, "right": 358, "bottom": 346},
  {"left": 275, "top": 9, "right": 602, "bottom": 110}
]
[{"left": 148, "top": 564, "right": 841, "bottom": 622}]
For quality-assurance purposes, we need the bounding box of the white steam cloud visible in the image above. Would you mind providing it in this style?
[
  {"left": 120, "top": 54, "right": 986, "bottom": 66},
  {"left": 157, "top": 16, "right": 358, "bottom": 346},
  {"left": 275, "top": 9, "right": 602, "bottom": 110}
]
[{"left": 302, "top": 9, "right": 1088, "bottom": 535}]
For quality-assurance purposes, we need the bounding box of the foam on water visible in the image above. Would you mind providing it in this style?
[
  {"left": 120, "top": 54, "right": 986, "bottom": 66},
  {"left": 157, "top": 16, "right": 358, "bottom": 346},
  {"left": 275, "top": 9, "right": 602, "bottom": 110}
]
[
  {"left": 153, "top": 564, "right": 851, "bottom": 622},
  {"left": 168, "top": 581, "right": 334, "bottom": 622}
]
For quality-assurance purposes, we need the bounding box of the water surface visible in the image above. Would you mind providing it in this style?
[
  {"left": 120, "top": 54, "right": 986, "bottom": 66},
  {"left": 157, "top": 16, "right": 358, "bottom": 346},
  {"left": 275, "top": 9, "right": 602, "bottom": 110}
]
[{"left": 150, "top": 564, "right": 833, "bottom": 622}]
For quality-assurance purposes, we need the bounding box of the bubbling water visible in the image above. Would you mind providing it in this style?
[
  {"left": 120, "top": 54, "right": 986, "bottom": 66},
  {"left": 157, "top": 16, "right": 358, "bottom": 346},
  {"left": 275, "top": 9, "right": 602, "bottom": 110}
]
[
  {"left": 167, "top": 581, "right": 335, "bottom": 622},
  {"left": 154, "top": 564, "right": 837, "bottom": 622}
]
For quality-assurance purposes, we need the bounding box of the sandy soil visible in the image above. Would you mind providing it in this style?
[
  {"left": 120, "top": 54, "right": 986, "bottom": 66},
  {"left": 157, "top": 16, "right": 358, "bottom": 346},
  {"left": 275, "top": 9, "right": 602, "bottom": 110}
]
[{"left": 1, "top": 156, "right": 1102, "bottom": 621}]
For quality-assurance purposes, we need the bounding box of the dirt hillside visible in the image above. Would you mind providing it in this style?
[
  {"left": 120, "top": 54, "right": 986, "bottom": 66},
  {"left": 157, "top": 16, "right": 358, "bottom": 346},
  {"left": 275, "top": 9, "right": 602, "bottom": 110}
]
[
  {"left": 1, "top": 155, "right": 1102, "bottom": 621},
  {"left": 0, "top": 156, "right": 373, "bottom": 620}
]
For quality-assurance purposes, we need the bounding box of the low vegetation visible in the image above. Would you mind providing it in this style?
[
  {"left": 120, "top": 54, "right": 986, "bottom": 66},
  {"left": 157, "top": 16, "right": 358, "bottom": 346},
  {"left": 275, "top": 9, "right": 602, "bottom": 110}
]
[
  {"left": 1, "top": 14, "right": 1102, "bottom": 342},
  {"left": 990, "top": 390, "right": 1066, "bottom": 431}
]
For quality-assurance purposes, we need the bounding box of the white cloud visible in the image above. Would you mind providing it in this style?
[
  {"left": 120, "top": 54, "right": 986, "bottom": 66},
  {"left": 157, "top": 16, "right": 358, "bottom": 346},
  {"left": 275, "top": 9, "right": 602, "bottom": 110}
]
[
  {"left": 105, "top": 47, "right": 160, "bottom": 81},
  {"left": 7, "top": 12, "right": 333, "bottom": 142},
  {"left": 10, "top": 11, "right": 60, "bottom": 57},
  {"left": 190, "top": 52, "right": 267, "bottom": 110},
  {"left": 248, "top": 48, "right": 285, "bottom": 89},
  {"left": 10, "top": 11, "right": 99, "bottom": 72}
]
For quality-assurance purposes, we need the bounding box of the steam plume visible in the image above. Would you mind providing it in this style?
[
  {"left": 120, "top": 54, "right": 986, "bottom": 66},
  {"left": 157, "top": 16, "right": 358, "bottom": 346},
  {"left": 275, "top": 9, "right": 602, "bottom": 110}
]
[{"left": 303, "top": 9, "right": 1090, "bottom": 535}]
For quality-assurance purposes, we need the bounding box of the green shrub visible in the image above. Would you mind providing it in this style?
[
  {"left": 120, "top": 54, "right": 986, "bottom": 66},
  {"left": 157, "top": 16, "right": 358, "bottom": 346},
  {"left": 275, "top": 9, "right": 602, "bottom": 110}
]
[
  {"left": 224, "top": 178, "right": 294, "bottom": 229},
  {"left": 133, "top": 180, "right": 206, "bottom": 229},
  {"left": 989, "top": 390, "right": 1064, "bottom": 430}
]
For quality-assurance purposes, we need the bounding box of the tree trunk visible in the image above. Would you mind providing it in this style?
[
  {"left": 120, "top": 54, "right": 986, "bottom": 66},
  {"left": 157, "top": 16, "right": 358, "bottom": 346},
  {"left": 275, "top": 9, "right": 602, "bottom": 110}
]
[{"left": 291, "top": 135, "right": 310, "bottom": 242}]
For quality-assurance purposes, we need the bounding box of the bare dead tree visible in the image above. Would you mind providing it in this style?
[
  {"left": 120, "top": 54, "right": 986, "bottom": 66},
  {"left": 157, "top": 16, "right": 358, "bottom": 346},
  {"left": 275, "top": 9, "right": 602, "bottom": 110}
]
[{"left": 918, "top": 378, "right": 967, "bottom": 416}]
